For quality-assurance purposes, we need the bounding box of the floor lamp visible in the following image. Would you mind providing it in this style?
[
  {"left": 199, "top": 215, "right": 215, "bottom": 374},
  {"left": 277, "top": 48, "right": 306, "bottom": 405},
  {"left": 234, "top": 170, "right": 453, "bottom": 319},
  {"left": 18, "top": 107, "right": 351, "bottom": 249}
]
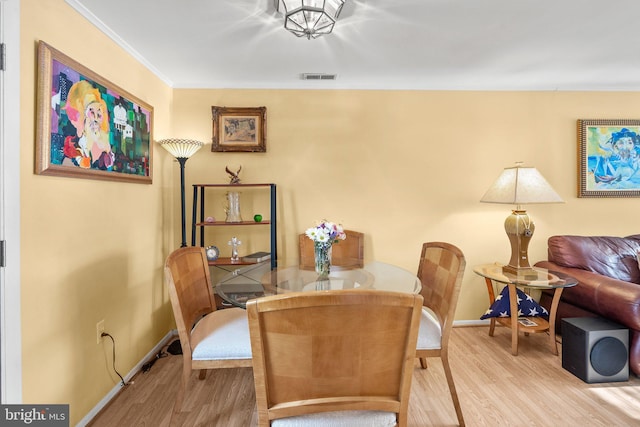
[
  {"left": 480, "top": 162, "right": 563, "bottom": 273},
  {"left": 158, "top": 138, "right": 204, "bottom": 247}
]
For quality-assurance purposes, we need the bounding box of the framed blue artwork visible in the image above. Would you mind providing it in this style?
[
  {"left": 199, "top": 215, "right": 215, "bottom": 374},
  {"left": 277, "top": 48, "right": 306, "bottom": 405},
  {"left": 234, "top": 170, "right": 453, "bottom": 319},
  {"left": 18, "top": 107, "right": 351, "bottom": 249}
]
[{"left": 578, "top": 119, "right": 640, "bottom": 197}]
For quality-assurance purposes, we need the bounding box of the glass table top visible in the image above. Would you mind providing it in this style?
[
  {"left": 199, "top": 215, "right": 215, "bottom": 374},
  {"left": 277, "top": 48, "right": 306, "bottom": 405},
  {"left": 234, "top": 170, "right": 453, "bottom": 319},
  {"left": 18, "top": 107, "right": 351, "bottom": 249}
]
[
  {"left": 215, "top": 261, "right": 422, "bottom": 309},
  {"left": 473, "top": 263, "right": 578, "bottom": 289}
]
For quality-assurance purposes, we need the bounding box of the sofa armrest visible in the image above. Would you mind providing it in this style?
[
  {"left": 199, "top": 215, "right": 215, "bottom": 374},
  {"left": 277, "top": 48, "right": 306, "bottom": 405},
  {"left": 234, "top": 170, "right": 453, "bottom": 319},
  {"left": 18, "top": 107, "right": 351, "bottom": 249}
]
[{"left": 535, "top": 261, "right": 640, "bottom": 331}]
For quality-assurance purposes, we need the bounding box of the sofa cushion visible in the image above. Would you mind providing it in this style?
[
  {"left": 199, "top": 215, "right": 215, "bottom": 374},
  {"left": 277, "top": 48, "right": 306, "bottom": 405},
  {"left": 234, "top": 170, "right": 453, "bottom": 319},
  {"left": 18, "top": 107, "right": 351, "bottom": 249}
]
[
  {"left": 547, "top": 235, "right": 640, "bottom": 284},
  {"left": 535, "top": 261, "right": 640, "bottom": 332}
]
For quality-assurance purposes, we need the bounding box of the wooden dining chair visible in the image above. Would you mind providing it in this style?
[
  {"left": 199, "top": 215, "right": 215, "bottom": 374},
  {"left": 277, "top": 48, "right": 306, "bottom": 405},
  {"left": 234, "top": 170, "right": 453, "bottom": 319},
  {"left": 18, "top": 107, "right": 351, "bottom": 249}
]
[
  {"left": 164, "top": 246, "right": 253, "bottom": 414},
  {"left": 298, "top": 229, "right": 365, "bottom": 269},
  {"left": 247, "top": 289, "right": 423, "bottom": 427},
  {"left": 415, "top": 241, "right": 466, "bottom": 426}
]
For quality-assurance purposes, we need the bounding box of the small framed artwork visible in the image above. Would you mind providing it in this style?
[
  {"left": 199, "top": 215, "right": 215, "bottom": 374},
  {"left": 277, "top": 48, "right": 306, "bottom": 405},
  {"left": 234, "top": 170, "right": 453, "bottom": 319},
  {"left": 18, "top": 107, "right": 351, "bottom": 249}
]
[
  {"left": 36, "top": 41, "right": 153, "bottom": 184},
  {"left": 211, "top": 106, "right": 266, "bottom": 152},
  {"left": 578, "top": 119, "right": 640, "bottom": 198}
]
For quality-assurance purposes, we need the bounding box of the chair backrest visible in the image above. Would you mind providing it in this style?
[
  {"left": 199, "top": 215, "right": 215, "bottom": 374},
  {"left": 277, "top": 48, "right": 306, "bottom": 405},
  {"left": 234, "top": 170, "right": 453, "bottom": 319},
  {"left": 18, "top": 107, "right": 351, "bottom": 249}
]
[
  {"left": 165, "top": 246, "right": 217, "bottom": 357},
  {"left": 247, "top": 290, "right": 423, "bottom": 426},
  {"left": 417, "top": 242, "right": 466, "bottom": 341},
  {"left": 298, "top": 229, "right": 365, "bottom": 269}
]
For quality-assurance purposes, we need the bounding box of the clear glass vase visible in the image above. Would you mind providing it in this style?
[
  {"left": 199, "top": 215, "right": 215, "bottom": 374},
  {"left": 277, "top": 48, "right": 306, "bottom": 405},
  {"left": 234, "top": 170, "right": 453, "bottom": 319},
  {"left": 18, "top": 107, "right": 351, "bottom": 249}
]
[
  {"left": 225, "top": 191, "right": 243, "bottom": 223},
  {"left": 314, "top": 243, "right": 332, "bottom": 279}
]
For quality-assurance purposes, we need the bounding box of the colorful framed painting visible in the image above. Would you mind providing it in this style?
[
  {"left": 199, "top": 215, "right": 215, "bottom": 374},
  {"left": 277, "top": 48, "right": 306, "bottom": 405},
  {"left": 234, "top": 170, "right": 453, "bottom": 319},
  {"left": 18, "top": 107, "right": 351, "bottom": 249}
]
[
  {"left": 578, "top": 119, "right": 640, "bottom": 198},
  {"left": 211, "top": 106, "right": 266, "bottom": 152},
  {"left": 36, "top": 41, "right": 153, "bottom": 184}
]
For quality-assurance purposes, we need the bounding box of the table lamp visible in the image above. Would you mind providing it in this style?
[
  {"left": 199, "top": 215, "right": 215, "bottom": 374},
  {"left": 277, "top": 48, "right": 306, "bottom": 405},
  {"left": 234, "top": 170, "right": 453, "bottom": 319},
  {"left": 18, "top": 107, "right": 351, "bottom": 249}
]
[
  {"left": 158, "top": 138, "right": 204, "bottom": 247},
  {"left": 480, "top": 162, "right": 563, "bottom": 273}
]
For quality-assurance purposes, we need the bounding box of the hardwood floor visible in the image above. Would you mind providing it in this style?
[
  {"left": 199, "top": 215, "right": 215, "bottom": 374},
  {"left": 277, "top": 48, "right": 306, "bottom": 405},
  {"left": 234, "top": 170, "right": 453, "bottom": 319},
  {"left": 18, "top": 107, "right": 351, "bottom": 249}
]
[{"left": 88, "top": 326, "right": 640, "bottom": 426}]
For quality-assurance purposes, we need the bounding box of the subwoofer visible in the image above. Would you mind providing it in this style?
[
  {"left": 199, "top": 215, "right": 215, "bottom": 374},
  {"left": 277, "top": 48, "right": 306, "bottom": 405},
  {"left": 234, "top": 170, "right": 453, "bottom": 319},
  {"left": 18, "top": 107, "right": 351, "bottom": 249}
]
[{"left": 561, "top": 317, "right": 629, "bottom": 383}]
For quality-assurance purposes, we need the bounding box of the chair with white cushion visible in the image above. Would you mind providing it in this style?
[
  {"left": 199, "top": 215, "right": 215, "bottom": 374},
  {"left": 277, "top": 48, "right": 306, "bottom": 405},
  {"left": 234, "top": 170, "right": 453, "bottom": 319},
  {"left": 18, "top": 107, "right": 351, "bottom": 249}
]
[
  {"left": 247, "top": 289, "right": 423, "bottom": 427},
  {"left": 164, "top": 246, "right": 252, "bottom": 414},
  {"left": 415, "top": 242, "right": 466, "bottom": 426}
]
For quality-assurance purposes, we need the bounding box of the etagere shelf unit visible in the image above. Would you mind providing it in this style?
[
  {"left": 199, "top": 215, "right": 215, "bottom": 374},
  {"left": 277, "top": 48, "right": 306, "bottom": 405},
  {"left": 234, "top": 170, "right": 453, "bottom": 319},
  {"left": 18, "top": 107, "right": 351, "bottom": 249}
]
[{"left": 191, "top": 183, "right": 277, "bottom": 269}]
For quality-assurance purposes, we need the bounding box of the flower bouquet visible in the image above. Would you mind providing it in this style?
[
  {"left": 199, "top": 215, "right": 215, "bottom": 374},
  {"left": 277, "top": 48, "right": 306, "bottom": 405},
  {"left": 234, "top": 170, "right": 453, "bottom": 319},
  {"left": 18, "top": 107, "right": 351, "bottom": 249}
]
[{"left": 305, "top": 220, "right": 346, "bottom": 278}]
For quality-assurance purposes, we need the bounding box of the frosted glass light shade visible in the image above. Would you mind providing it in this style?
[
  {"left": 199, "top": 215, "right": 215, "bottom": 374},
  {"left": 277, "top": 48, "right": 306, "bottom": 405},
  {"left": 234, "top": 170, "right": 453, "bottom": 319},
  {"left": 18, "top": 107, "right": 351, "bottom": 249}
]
[
  {"left": 158, "top": 138, "right": 204, "bottom": 159},
  {"left": 480, "top": 164, "right": 564, "bottom": 206},
  {"left": 275, "top": 0, "right": 346, "bottom": 39}
]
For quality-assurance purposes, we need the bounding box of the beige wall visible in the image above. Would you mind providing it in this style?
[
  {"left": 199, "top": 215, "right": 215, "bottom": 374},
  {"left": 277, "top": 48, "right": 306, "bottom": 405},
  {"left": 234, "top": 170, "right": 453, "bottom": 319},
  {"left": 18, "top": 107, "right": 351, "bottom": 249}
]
[
  {"left": 20, "top": 0, "right": 176, "bottom": 423},
  {"left": 177, "top": 89, "right": 640, "bottom": 322},
  {"left": 19, "top": 0, "right": 640, "bottom": 424}
]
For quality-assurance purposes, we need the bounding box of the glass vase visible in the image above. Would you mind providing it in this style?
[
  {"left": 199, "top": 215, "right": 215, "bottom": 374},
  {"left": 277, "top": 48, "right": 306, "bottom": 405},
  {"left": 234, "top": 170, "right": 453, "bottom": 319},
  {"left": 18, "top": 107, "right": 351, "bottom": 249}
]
[
  {"left": 225, "top": 191, "right": 243, "bottom": 223},
  {"left": 314, "top": 243, "right": 332, "bottom": 279}
]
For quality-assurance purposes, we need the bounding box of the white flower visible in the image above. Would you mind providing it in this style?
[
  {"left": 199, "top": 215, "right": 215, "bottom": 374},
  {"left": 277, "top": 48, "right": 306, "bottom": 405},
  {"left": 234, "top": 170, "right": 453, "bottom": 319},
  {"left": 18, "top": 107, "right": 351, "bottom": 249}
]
[
  {"left": 305, "top": 228, "right": 319, "bottom": 240},
  {"left": 305, "top": 219, "right": 347, "bottom": 245},
  {"left": 316, "top": 231, "right": 330, "bottom": 243}
]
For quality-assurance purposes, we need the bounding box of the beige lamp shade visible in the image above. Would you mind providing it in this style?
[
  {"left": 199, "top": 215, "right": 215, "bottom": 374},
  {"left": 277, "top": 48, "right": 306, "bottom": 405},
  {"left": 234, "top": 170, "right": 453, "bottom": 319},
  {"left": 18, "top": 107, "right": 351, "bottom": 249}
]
[
  {"left": 158, "top": 138, "right": 204, "bottom": 159},
  {"left": 480, "top": 164, "right": 564, "bottom": 206}
]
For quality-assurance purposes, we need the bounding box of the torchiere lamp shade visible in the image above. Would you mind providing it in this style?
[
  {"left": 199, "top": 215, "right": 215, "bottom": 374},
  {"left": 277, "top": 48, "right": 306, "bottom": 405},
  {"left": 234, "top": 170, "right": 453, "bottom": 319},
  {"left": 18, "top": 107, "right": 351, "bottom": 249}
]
[
  {"left": 158, "top": 138, "right": 203, "bottom": 160},
  {"left": 481, "top": 163, "right": 563, "bottom": 272}
]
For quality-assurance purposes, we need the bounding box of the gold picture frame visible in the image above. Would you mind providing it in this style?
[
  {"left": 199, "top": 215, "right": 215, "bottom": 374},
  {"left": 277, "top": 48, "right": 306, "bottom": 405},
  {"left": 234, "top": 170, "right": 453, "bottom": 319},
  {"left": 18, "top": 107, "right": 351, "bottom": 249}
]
[
  {"left": 577, "top": 119, "right": 640, "bottom": 198},
  {"left": 211, "top": 106, "right": 266, "bottom": 152},
  {"left": 36, "top": 41, "right": 153, "bottom": 184}
]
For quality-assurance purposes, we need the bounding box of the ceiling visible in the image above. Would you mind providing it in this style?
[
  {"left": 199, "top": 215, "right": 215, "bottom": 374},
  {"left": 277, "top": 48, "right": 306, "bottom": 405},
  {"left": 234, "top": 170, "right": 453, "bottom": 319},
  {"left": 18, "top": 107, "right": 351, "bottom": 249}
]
[{"left": 67, "top": 0, "right": 640, "bottom": 91}]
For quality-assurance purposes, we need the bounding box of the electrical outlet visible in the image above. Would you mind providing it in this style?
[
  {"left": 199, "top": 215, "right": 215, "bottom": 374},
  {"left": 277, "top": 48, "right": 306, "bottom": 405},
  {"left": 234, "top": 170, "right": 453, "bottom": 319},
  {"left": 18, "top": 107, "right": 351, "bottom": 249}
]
[{"left": 96, "top": 320, "right": 105, "bottom": 344}]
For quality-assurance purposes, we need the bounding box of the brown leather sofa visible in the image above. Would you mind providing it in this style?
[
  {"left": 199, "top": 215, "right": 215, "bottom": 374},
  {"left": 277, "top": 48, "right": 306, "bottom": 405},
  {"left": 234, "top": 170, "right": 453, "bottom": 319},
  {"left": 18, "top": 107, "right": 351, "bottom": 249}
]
[{"left": 534, "top": 234, "right": 640, "bottom": 377}]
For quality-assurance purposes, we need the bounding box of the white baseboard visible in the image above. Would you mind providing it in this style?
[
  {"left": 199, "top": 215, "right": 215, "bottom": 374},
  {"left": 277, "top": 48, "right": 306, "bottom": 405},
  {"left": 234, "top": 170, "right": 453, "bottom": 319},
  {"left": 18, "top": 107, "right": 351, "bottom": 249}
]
[
  {"left": 76, "top": 330, "right": 177, "bottom": 427},
  {"left": 453, "top": 319, "right": 490, "bottom": 327}
]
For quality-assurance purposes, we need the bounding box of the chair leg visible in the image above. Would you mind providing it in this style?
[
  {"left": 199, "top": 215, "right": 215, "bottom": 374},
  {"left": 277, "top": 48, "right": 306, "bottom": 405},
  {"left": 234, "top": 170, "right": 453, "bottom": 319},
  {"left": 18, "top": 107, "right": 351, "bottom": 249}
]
[
  {"left": 198, "top": 369, "right": 207, "bottom": 380},
  {"left": 173, "top": 362, "right": 191, "bottom": 414},
  {"left": 441, "top": 353, "right": 465, "bottom": 427},
  {"left": 397, "top": 411, "right": 407, "bottom": 427},
  {"left": 419, "top": 357, "right": 428, "bottom": 369}
]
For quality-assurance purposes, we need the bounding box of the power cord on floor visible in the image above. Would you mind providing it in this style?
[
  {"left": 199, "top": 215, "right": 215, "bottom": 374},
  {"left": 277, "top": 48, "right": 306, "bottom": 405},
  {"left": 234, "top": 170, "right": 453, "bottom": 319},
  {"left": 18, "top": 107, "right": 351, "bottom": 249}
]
[
  {"left": 141, "top": 347, "right": 169, "bottom": 373},
  {"left": 101, "top": 332, "right": 127, "bottom": 387}
]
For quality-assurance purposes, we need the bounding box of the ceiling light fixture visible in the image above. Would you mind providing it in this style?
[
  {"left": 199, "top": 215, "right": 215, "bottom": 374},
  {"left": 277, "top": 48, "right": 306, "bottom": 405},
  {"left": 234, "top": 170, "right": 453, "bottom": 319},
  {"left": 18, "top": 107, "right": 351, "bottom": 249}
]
[{"left": 275, "top": 0, "right": 346, "bottom": 40}]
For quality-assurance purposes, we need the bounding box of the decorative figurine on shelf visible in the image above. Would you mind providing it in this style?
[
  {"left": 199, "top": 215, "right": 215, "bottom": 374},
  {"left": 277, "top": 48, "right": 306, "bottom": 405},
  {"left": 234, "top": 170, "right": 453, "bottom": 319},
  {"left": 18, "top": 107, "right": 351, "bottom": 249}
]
[
  {"left": 228, "top": 236, "right": 242, "bottom": 262},
  {"left": 226, "top": 165, "right": 242, "bottom": 184},
  {"left": 225, "top": 165, "right": 243, "bottom": 222}
]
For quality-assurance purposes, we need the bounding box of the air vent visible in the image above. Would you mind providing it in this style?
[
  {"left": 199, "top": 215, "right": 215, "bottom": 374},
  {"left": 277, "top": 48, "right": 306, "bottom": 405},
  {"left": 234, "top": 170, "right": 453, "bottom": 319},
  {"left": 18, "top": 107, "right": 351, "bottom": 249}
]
[{"left": 301, "top": 73, "right": 337, "bottom": 80}]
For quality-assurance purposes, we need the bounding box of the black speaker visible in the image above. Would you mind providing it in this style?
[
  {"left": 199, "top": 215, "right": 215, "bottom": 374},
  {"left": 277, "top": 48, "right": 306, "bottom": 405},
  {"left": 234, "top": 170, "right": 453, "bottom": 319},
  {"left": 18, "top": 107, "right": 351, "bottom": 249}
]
[{"left": 561, "top": 317, "right": 629, "bottom": 383}]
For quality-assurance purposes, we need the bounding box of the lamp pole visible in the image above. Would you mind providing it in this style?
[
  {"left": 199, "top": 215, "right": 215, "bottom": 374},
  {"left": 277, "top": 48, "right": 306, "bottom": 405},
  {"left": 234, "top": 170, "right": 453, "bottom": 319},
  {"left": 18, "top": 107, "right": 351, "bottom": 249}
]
[{"left": 177, "top": 157, "right": 188, "bottom": 247}]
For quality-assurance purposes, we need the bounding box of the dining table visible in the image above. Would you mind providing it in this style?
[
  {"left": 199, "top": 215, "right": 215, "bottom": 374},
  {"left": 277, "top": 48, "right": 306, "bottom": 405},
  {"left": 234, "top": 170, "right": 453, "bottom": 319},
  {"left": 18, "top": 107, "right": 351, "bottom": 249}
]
[{"left": 214, "top": 259, "right": 423, "bottom": 309}]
